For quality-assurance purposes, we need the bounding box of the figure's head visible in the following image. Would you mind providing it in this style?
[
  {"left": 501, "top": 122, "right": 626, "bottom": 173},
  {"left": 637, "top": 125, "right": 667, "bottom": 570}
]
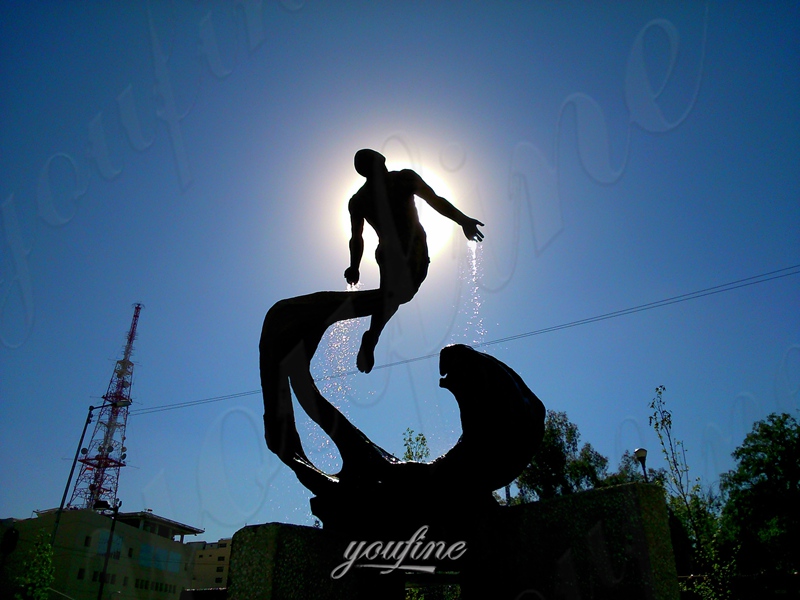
[{"left": 354, "top": 149, "right": 387, "bottom": 178}]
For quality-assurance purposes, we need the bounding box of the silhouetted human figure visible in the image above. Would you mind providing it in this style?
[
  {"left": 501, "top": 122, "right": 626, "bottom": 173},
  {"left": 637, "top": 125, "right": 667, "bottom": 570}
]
[{"left": 345, "top": 149, "right": 484, "bottom": 373}]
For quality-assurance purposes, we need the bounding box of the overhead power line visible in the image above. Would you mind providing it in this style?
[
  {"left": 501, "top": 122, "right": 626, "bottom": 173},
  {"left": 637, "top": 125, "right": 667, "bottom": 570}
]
[
  {"left": 130, "top": 390, "right": 261, "bottom": 416},
  {"left": 129, "top": 264, "right": 800, "bottom": 417}
]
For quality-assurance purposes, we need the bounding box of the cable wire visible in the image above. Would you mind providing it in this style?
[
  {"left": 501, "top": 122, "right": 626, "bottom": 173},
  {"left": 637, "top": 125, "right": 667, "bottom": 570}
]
[{"left": 129, "top": 264, "right": 800, "bottom": 416}]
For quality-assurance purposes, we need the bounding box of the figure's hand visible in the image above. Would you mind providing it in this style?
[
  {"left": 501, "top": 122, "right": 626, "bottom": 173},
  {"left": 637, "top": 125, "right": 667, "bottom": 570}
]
[
  {"left": 344, "top": 266, "right": 360, "bottom": 285},
  {"left": 461, "top": 218, "right": 485, "bottom": 242}
]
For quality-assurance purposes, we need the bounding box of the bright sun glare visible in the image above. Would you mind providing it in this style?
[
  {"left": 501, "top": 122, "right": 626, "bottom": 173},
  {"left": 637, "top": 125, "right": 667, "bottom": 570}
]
[{"left": 340, "top": 165, "right": 456, "bottom": 261}]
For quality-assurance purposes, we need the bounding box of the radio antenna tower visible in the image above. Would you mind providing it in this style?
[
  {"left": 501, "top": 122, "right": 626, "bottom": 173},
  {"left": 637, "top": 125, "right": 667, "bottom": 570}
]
[{"left": 68, "top": 303, "right": 143, "bottom": 509}]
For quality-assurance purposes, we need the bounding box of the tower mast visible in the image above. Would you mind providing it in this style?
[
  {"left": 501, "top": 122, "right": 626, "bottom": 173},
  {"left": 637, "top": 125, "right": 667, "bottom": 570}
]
[{"left": 68, "top": 303, "right": 142, "bottom": 509}]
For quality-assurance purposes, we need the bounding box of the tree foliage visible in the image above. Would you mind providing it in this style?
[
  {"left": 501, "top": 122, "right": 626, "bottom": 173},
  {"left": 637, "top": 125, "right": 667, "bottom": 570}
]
[
  {"left": 517, "top": 410, "right": 609, "bottom": 501},
  {"left": 402, "top": 428, "right": 431, "bottom": 462},
  {"left": 11, "top": 531, "right": 54, "bottom": 600},
  {"left": 649, "top": 385, "right": 735, "bottom": 600},
  {"left": 649, "top": 386, "right": 713, "bottom": 536},
  {"left": 719, "top": 412, "right": 800, "bottom": 576}
]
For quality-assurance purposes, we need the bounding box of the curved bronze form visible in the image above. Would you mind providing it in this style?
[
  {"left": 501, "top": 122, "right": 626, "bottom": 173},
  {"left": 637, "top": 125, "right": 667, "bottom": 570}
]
[{"left": 260, "top": 289, "right": 545, "bottom": 533}]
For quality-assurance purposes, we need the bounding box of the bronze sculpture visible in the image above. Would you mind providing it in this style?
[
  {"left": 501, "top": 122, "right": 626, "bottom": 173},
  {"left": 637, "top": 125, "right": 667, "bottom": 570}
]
[{"left": 260, "top": 152, "right": 543, "bottom": 535}]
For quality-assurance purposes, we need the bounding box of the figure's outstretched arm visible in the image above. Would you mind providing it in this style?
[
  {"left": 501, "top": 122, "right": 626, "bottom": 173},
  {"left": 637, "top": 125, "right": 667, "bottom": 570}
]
[
  {"left": 345, "top": 209, "right": 365, "bottom": 285},
  {"left": 413, "top": 173, "right": 484, "bottom": 242}
]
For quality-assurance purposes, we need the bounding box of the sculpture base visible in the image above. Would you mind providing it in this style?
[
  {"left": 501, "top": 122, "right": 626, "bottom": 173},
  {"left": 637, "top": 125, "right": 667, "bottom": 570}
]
[
  {"left": 308, "top": 481, "right": 500, "bottom": 539},
  {"left": 226, "top": 522, "right": 405, "bottom": 600},
  {"left": 227, "top": 483, "right": 679, "bottom": 600}
]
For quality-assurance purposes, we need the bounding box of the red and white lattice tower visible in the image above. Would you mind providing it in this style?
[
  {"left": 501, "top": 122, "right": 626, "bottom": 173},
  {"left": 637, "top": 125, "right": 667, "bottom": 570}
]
[{"left": 67, "top": 303, "right": 142, "bottom": 509}]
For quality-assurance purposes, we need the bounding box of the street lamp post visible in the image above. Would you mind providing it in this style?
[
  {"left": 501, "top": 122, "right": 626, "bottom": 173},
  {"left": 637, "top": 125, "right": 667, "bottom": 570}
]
[
  {"left": 634, "top": 447, "right": 649, "bottom": 483},
  {"left": 51, "top": 404, "right": 101, "bottom": 547},
  {"left": 96, "top": 499, "right": 122, "bottom": 600}
]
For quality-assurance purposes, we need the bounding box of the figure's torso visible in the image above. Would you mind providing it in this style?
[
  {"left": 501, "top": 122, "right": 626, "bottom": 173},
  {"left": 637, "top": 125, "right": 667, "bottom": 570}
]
[{"left": 350, "top": 169, "right": 426, "bottom": 251}]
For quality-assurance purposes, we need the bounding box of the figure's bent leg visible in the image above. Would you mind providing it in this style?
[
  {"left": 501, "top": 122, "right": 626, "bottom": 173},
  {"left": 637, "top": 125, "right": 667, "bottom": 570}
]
[
  {"left": 357, "top": 247, "right": 427, "bottom": 373},
  {"left": 357, "top": 300, "right": 398, "bottom": 373}
]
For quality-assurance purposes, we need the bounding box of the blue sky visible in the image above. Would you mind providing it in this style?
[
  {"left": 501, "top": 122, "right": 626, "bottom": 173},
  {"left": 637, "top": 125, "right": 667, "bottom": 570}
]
[{"left": 1, "top": 1, "right": 798, "bottom": 543}]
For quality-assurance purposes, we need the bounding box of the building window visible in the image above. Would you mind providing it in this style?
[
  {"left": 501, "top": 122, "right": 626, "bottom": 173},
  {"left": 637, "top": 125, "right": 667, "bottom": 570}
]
[
  {"left": 110, "top": 573, "right": 116, "bottom": 584},
  {"left": 77, "top": 568, "right": 85, "bottom": 580},
  {"left": 216, "top": 566, "right": 224, "bottom": 572},
  {"left": 218, "top": 555, "right": 225, "bottom": 561},
  {"left": 92, "top": 571, "right": 99, "bottom": 582},
  {"left": 128, "top": 547, "right": 133, "bottom": 558},
  {"left": 215, "top": 577, "right": 223, "bottom": 584},
  {"left": 218, "top": 542, "right": 227, "bottom": 548},
  {"left": 84, "top": 535, "right": 91, "bottom": 547},
  {"left": 123, "top": 576, "right": 128, "bottom": 587}
]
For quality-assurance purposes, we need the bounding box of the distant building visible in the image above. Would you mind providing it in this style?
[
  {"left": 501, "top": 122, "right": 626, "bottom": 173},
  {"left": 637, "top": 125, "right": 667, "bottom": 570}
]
[
  {"left": 1, "top": 507, "right": 203, "bottom": 599},
  {"left": 185, "top": 538, "right": 233, "bottom": 590}
]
